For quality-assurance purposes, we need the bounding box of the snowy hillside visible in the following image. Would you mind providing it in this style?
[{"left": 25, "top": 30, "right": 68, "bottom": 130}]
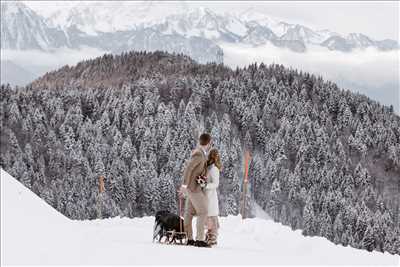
[{"left": 1, "top": 169, "right": 398, "bottom": 265}]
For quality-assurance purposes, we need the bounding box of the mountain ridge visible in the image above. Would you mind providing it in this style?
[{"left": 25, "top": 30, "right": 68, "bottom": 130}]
[
  {"left": 1, "top": 1, "right": 223, "bottom": 64},
  {"left": 3, "top": 1, "right": 398, "bottom": 54}
]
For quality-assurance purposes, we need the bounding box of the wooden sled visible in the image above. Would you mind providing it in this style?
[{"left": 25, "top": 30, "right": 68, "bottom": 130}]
[{"left": 161, "top": 230, "right": 188, "bottom": 245}]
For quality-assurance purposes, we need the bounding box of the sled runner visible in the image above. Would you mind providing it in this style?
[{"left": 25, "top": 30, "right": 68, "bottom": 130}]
[{"left": 164, "top": 230, "right": 187, "bottom": 245}]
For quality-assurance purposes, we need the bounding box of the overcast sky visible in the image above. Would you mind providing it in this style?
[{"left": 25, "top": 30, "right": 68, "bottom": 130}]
[{"left": 24, "top": 1, "right": 399, "bottom": 41}]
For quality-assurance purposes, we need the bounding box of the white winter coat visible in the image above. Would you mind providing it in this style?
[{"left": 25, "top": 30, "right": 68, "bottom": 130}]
[{"left": 205, "top": 164, "right": 220, "bottom": 216}]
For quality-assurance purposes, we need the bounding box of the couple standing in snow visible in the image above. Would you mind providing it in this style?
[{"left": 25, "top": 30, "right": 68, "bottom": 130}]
[{"left": 179, "top": 133, "right": 221, "bottom": 247}]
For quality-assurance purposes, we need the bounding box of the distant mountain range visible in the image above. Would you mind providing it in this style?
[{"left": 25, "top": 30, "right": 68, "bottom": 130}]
[
  {"left": 2, "top": 1, "right": 398, "bottom": 60},
  {"left": 1, "top": 1, "right": 223, "bottom": 64}
]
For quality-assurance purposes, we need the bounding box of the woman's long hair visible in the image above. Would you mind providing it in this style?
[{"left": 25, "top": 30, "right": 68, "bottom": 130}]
[{"left": 207, "top": 148, "right": 222, "bottom": 170}]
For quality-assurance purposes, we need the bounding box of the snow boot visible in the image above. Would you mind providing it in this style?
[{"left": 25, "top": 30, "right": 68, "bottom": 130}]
[
  {"left": 206, "top": 231, "right": 218, "bottom": 246},
  {"left": 195, "top": 240, "right": 211, "bottom": 248},
  {"left": 187, "top": 239, "right": 195, "bottom": 246}
]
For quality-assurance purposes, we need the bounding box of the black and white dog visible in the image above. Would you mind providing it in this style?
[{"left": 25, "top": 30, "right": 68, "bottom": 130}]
[{"left": 153, "top": 210, "right": 186, "bottom": 243}]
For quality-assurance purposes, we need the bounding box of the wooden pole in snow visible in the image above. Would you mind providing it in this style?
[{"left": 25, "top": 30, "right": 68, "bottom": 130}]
[
  {"left": 99, "top": 175, "right": 105, "bottom": 194},
  {"left": 241, "top": 150, "right": 251, "bottom": 220},
  {"left": 97, "top": 175, "right": 105, "bottom": 219}
]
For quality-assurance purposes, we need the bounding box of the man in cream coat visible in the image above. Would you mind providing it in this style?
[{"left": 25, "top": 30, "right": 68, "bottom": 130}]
[{"left": 179, "top": 133, "right": 212, "bottom": 247}]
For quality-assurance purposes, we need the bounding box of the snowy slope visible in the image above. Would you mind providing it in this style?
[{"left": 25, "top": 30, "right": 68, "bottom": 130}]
[
  {"left": 0, "top": 169, "right": 83, "bottom": 265},
  {"left": 1, "top": 169, "right": 399, "bottom": 265}
]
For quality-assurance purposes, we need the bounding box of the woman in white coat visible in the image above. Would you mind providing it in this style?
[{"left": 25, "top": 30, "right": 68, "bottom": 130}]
[{"left": 205, "top": 148, "right": 221, "bottom": 246}]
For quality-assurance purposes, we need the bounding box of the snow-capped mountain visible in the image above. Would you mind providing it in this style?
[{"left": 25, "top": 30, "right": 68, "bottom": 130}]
[
  {"left": 316, "top": 29, "right": 340, "bottom": 42},
  {"left": 241, "top": 23, "right": 278, "bottom": 46},
  {"left": 38, "top": 2, "right": 398, "bottom": 53},
  {"left": 45, "top": 1, "right": 189, "bottom": 35},
  {"left": 152, "top": 7, "right": 246, "bottom": 43},
  {"left": 0, "top": 1, "right": 69, "bottom": 50},
  {"left": 321, "top": 33, "right": 399, "bottom": 52},
  {"left": 148, "top": 8, "right": 325, "bottom": 53},
  {"left": 238, "top": 8, "right": 289, "bottom": 37},
  {"left": 153, "top": 8, "right": 314, "bottom": 51},
  {"left": 4, "top": 1, "right": 399, "bottom": 55},
  {"left": 104, "top": 28, "right": 224, "bottom": 64},
  {"left": 375, "top": 39, "right": 399, "bottom": 51},
  {"left": 1, "top": 1, "right": 223, "bottom": 64},
  {"left": 280, "top": 24, "right": 326, "bottom": 44},
  {"left": 62, "top": 25, "right": 223, "bottom": 64}
]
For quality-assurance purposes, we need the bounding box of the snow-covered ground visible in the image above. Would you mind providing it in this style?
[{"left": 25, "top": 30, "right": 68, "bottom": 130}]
[{"left": 1, "top": 169, "right": 399, "bottom": 265}]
